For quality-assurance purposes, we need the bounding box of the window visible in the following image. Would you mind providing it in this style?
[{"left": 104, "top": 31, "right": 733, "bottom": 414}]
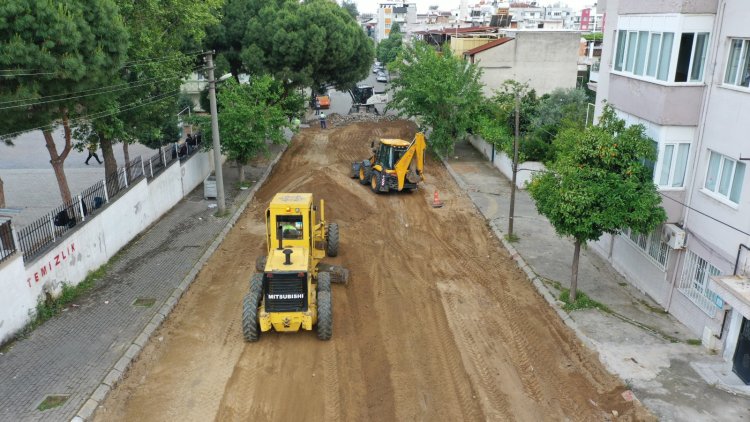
[
  {"left": 277, "top": 216, "right": 303, "bottom": 240},
  {"left": 614, "top": 30, "right": 675, "bottom": 81},
  {"left": 724, "top": 38, "right": 750, "bottom": 87},
  {"left": 675, "top": 33, "right": 709, "bottom": 82},
  {"left": 678, "top": 250, "right": 721, "bottom": 317},
  {"left": 623, "top": 227, "right": 670, "bottom": 269},
  {"left": 704, "top": 151, "right": 745, "bottom": 204},
  {"left": 658, "top": 143, "right": 690, "bottom": 188},
  {"left": 614, "top": 30, "right": 706, "bottom": 82}
]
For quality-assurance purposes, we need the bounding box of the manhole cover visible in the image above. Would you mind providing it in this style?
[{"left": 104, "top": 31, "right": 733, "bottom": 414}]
[
  {"left": 132, "top": 297, "right": 156, "bottom": 307},
  {"left": 37, "top": 394, "right": 69, "bottom": 411}
]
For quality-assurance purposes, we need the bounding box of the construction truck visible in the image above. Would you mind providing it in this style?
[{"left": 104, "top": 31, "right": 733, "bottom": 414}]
[
  {"left": 243, "top": 193, "right": 347, "bottom": 342},
  {"left": 348, "top": 84, "right": 388, "bottom": 114},
  {"left": 350, "top": 132, "right": 426, "bottom": 193}
]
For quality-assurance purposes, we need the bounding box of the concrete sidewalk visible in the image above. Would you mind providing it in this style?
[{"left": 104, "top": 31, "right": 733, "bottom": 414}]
[
  {"left": 445, "top": 139, "right": 749, "bottom": 422},
  {"left": 0, "top": 146, "right": 283, "bottom": 421}
]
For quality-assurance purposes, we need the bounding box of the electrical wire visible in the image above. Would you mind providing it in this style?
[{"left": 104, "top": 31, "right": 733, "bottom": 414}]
[
  {"left": 0, "top": 89, "right": 181, "bottom": 140},
  {"left": 120, "top": 50, "right": 205, "bottom": 67},
  {"left": 658, "top": 192, "right": 750, "bottom": 237},
  {"left": 0, "top": 66, "right": 205, "bottom": 110}
]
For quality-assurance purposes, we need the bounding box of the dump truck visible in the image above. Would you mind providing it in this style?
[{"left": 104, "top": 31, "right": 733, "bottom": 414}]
[
  {"left": 243, "top": 193, "right": 347, "bottom": 342},
  {"left": 351, "top": 132, "right": 426, "bottom": 193}
]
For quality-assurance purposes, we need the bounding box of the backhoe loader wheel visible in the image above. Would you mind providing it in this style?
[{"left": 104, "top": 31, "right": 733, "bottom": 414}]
[
  {"left": 370, "top": 171, "right": 385, "bottom": 194},
  {"left": 255, "top": 256, "right": 267, "bottom": 272},
  {"left": 316, "top": 291, "right": 332, "bottom": 341},
  {"left": 326, "top": 223, "right": 339, "bottom": 257},
  {"left": 359, "top": 164, "right": 370, "bottom": 185},
  {"left": 318, "top": 271, "right": 331, "bottom": 293},
  {"left": 242, "top": 288, "right": 261, "bottom": 342}
]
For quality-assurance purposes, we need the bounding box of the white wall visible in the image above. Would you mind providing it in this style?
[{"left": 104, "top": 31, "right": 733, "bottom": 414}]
[
  {"left": 0, "top": 152, "right": 212, "bottom": 344},
  {"left": 467, "top": 135, "right": 545, "bottom": 189}
]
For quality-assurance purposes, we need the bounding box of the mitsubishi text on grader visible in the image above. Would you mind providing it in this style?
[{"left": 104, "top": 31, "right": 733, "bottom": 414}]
[
  {"left": 351, "top": 132, "right": 426, "bottom": 193},
  {"left": 243, "top": 193, "right": 347, "bottom": 341}
]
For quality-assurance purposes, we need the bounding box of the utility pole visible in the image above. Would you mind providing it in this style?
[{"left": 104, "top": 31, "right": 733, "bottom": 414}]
[
  {"left": 205, "top": 50, "right": 226, "bottom": 214},
  {"left": 508, "top": 92, "right": 520, "bottom": 238}
]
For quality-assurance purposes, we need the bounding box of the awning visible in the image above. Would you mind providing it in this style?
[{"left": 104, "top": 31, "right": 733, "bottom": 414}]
[{"left": 709, "top": 275, "right": 750, "bottom": 319}]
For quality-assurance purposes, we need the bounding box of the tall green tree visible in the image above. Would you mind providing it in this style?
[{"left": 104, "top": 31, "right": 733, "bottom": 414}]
[
  {"left": 527, "top": 104, "right": 666, "bottom": 301},
  {"left": 342, "top": 0, "right": 358, "bottom": 19},
  {"left": 209, "top": 0, "right": 373, "bottom": 93},
  {"left": 388, "top": 42, "right": 484, "bottom": 155},
  {"left": 377, "top": 22, "right": 403, "bottom": 65},
  {"left": 194, "top": 77, "right": 295, "bottom": 182},
  {"left": 0, "top": 0, "right": 129, "bottom": 204},
  {"left": 74, "top": 0, "right": 222, "bottom": 182}
]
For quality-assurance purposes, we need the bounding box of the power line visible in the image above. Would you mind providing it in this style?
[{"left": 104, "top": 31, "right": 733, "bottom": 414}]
[
  {"left": 0, "top": 89, "right": 181, "bottom": 140},
  {"left": 658, "top": 192, "right": 750, "bottom": 237},
  {"left": 0, "top": 66, "right": 205, "bottom": 110},
  {"left": 121, "top": 50, "right": 205, "bottom": 68}
]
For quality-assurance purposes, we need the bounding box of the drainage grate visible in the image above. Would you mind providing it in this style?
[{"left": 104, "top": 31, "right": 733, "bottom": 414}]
[
  {"left": 132, "top": 297, "right": 156, "bottom": 307},
  {"left": 37, "top": 394, "right": 69, "bottom": 411}
]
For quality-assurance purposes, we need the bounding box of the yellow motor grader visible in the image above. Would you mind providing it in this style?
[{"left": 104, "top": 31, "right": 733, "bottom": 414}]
[
  {"left": 351, "top": 132, "right": 426, "bottom": 193},
  {"left": 243, "top": 193, "right": 347, "bottom": 341}
]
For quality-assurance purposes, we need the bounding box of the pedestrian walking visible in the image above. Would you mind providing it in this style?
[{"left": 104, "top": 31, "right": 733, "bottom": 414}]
[
  {"left": 314, "top": 98, "right": 321, "bottom": 115},
  {"left": 319, "top": 112, "right": 327, "bottom": 129},
  {"left": 85, "top": 142, "right": 102, "bottom": 165}
]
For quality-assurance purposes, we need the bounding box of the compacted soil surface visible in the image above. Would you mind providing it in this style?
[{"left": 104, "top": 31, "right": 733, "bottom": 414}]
[{"left": 95, "top": 120, "right": 653, "bottom": 421}]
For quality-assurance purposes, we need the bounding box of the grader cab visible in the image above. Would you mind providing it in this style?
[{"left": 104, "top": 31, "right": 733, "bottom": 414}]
[{"left": 243, "top": 193, "right": 347, "bottom": 342}]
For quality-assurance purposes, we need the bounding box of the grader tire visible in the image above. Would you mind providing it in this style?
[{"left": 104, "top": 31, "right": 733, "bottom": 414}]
[
  {"left": 242, "top": 288, "right": 261, "bottom": 342},
  {"left": 318, "top": 271, "right": 332, "bottom": 293},
  {"left": 249, "top": 273, "right": 263, "bottom": 293},
  {"left": 326, "top": 223, "right": 339, "bottom": 257},
  {"left": 255, "top": 256, "right": 267, "bottom": 272},
  {"left": 316, "top": 291, "right": 332, "bottom": 341}
]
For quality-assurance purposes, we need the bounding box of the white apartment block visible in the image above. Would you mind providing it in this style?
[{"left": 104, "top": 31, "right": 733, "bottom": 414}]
[
  {"left": 593, "top": 0, "right": 750, "bottom": 385},
  {"left": 376, "top": 1, "right": 417, "bottom": 41}
]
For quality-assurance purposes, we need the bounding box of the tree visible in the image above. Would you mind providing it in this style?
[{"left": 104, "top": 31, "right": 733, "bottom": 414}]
[
  {"left": 74, "top": 0, "right": 222, "bottom": 183},
  {"left": 388, "top": 42, "right": 484, "bottom": 155},
  {"left": 527, "top": 104, "right": 666, "bottom": 301},
  {"left": 209, "top": 0, "right": 373, "bottom": 92},
  {"left": 377, "top": 23, "right": 403, "bottom": 65},
  {"left": 193, "top": 77, "right": 294, "bottom": 182},
  {"left": 0, "top": 0, "right": 129, "bottom": 204},
  {"left": 342, "top": 0, "right": 358, "bottom": 19}
]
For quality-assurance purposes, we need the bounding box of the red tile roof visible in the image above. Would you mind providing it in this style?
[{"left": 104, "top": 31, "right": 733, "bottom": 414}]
[{"left": 463, "top": 37, "right": 514, "bottom": 56}]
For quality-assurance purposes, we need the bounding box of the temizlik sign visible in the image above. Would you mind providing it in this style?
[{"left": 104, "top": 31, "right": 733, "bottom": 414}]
[{"left": 267, "top": 293, "right": 304, "bottom": 300}]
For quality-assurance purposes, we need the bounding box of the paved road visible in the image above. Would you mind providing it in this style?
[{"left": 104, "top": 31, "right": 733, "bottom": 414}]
[{"left": 0, "top": 127, "right": 158, "bottom": 227}]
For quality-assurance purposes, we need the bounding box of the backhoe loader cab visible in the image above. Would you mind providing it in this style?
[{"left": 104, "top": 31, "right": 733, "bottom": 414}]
[
  {"left": 351, "top": 132, "right": 426, "bottom": 193},
  {"left": 243, "top": 193, "right": 345, "bottom": 342}
]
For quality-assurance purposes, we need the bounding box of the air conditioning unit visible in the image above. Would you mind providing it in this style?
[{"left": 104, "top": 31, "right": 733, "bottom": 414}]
[{"left": 662, "top": 223, "right": 686, "bottom": 249}]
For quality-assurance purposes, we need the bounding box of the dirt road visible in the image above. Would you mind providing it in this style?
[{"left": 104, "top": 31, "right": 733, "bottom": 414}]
[{"left": 95, "top": 120, "right": 652, "bottom": 421}]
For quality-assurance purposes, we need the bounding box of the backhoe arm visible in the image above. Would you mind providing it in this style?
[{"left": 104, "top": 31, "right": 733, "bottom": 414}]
[{"left": 394, "top": 132, "right": 426, "bottom": 190}]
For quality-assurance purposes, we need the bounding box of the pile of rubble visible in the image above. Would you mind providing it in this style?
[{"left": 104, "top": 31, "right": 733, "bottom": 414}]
[{"left": 306, "top": 112, "right": 400, "bottom": 127}]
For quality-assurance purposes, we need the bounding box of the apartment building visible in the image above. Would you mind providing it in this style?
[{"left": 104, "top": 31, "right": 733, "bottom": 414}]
[
  {"left": 593, "top": 0, "right": 750, "bottom": 384},
  {"left": 376, "top": 1, "right": 417, "bottom": 41}
]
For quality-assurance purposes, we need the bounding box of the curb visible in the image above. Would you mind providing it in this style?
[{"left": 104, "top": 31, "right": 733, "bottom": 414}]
[
  {"left": 71, "top": 146, "right": 287, "bottom": 421},
  {"left": 441, "top": 158, "right": 600, "bottom": 351}
]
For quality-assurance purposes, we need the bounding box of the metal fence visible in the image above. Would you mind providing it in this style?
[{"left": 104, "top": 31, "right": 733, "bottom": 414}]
[
  {"left": 17, "top": 156, "right": 146, "bottom": 263},
  {"left": 0, "top": 220, "right": 16, "bottom": 263}
]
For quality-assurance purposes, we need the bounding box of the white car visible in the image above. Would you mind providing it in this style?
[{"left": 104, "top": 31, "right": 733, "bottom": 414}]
[{"left": 376, "top": 72, "right": 388, "bottom": 83}]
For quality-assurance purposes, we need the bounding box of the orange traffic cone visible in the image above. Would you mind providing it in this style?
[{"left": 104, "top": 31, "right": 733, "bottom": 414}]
[{"left": 432, "top": 190, "right": 444, "bottom": 208}]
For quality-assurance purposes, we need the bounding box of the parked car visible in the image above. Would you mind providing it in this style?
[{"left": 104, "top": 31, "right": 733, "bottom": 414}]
[
  {"left": 372, "top": 65, "right": 383, "bottom": 74},
  {"left": 376, "top": 71, "right": 388, "bottom": 83}
]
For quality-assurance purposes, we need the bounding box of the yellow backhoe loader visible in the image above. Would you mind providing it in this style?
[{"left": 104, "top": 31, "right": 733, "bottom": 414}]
[
  {"left": 351, "top": 132, "right": 426, "bottom": 193},
  {"left": 243, "top": 193, "right": 348, "bottom": 342}
]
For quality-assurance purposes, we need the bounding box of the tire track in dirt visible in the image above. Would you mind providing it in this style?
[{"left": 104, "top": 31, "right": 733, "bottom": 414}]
[{"left": 95, "top": 120, "right": 653, "bottom": 422}]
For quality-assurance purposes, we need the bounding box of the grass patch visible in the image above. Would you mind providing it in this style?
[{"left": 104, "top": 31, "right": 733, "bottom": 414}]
[
  {"left": 37, "top": 395, "right": 69, "bottom": 411},
  {"left": 504, "top": 233, "right": 520, "bottom": 243},
  {"left": 0, "top": 264, "right": 109, "bottom": 352},
  {"left": 686, "top": 338, "right": 702, "bottom": 346},
  {"left": 238, "top": 181, "right": 253, "bottom": 189},
  {"left": 559, "top": 288, "right": 611, "bottom": 313}
]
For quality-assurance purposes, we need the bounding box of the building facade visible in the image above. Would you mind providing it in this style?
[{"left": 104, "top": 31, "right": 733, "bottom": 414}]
[
  {"left": 592, "top": 0, "right": 750, "bottom": 384},
  {"left": 376, "top": 1, "right": 417, "bottom": 41}
]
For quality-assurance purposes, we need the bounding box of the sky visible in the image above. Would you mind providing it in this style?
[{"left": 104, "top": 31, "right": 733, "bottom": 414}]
[{"left": 351, "top": 1, "right": 596, "bottom": 14}]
